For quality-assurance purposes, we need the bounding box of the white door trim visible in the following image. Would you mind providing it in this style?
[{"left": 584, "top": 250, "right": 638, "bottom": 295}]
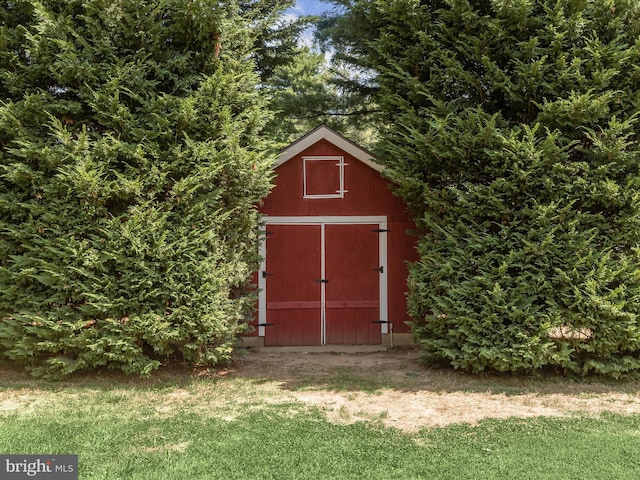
[{"left": 258, "top": 216, "right": 389, "bottom": 341}]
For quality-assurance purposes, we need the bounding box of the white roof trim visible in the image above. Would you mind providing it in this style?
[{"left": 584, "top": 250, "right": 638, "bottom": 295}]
[{"left": 276, "top": 125, "right": 382, "bottom": 172}]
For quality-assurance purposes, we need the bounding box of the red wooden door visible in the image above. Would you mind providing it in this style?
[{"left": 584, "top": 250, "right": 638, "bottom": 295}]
[
  {"left": 264, "top": 225, "right": 322, "bottom": 346},
  {"left": 325, "top": 224, "right": 381, "bottom": 344},
  {"left": 263, "top": 222, "right": 382, "bottom": 345}
]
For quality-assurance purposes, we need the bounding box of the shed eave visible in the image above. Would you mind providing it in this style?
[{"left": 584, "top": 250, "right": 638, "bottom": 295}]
[{"left": 276, "top": 125, "right": 383, "bottom": 172}]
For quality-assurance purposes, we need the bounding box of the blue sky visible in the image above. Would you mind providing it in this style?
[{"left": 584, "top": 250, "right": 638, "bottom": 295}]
[
  {"left": 284, "top": 1, "right": 337, "bottom": 48},
  {"left": 286, "top": 0, "right": 334, "bottom": 17}
]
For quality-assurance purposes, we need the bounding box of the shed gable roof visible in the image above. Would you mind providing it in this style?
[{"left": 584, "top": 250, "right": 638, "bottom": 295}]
[{"left": 277, "top": 125, "right": 382, "bottom": 172}]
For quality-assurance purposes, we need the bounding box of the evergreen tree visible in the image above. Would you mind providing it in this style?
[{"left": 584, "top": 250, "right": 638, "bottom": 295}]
[
  {"left": 242, "top": 0, "right": 313, "bottom": 84},
  {"left": 325, "top": 0, "right": 640, "bottom": 376},
  {"left": 314, "top": 0, "right": 383, "bottom": 141},
  {"left": 253, "top": 7, "right": 377, "bottom": 147},
  {"left": 0, "top": 0, "right": 274, "bottom": 377},
  {"left": 263, "top": 45, "right": 377, "bottom": 145},
  {"left": 263, "top": 47, "right": 335, "bottom": 142}
]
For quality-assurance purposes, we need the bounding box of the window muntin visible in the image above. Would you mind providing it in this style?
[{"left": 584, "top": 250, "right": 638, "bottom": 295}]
[{"left": 303, "top": 156, "right": 348, "bottom": 199}]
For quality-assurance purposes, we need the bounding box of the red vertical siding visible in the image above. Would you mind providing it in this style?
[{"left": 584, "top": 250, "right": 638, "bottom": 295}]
[
  {"left": 250, "top": 129, "right": 417, "bottom": 345},
  {"left": 262, "top": 139, "right": 410, "bottom": 220}
]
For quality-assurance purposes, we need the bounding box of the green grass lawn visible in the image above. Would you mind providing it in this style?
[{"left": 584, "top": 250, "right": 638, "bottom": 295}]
[{"left": 2, "top": 367, "right": 640, "bottom": 480}]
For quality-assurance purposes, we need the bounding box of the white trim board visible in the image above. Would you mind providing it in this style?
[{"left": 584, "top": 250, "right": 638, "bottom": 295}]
[
  {"left": 263, "top": 216, "right": 387, "bottom": 224},
  {"left": 258, "top": 215, "right": 389, "bottom": 340},
  {"left": 302, "top": 156, "right": 348, "bottom": 199},
  {"left": 277, "top": 125, "right": 382, "bottom": 172}
]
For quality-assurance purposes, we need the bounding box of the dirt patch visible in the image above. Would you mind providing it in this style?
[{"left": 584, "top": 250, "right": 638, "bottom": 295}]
[
  {"left": 233, "top": 347, "right": 640, "bottom": 432},
  {"left": 3, "top": 349, "right": 640, "bottom": 433},
  {"left": 0, "top": 390, "right": 45, "bottom": 414},
  {"left": 137, "top": 441, "right": 192, "bottom": 454}
]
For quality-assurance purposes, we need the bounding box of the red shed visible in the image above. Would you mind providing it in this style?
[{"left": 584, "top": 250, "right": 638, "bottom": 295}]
[{"left": 244, "top": 126, "right": 417, "bottom": 347}]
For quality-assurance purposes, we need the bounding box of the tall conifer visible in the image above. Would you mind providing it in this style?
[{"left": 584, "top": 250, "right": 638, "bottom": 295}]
[
  {"left": 326, "top": 0, "right": 640, "bottom": 376},
  {"left": 0, "top": 0, "right": 274, "bottom": 376}
]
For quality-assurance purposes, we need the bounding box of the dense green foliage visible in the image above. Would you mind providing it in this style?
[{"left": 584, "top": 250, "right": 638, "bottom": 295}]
[
  {"left": 263, "top": 46, "right": 377, "bottom": 145},
  {"left": 246, "top": 0, "right": 314, "bottom": 85},
  {"left": 263, "top": 46, "right": 336, "bottom": 142},
  {"left": 0, "top": 0, "right": 277, "bottom": 377},
  {"left": 313, "top": 0, "right": 383, "bottom": 144},
  {"left": 325, "top": 0, "right": 640, "bottom": 376},
  {"left": 253, "top": 2, "right": 380, "bottom": 147}
]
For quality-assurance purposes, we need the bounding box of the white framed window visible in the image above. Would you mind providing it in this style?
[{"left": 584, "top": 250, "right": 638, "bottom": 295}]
[{"left": 302, "top": 156, "right": 348, "bottom": 199}]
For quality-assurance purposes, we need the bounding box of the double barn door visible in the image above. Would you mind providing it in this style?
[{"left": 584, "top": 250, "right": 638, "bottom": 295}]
[{"left": 261, "top": 219, "right": 386, "bottom": 345}]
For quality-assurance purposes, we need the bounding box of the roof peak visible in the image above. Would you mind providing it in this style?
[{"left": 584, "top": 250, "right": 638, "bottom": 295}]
[{"left": 277, "top": 125, "right": 381, "bottom": 172}]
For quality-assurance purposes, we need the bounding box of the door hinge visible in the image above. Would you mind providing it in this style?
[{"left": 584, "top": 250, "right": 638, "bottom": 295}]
[
  {"left": 371, "top": 320, "right": 390, "bottom": 324},
  {"left": 315, "top": 279, "right": 329, "bottom": 284},
  {"left": 371, "top": 228, "right": 389, "bottom": 233},
  {"left": 258, "top": 323, "right": 275, "bottom": 327},
  {"left": 373, "top": 266, "right": 384, "bottom": 273},
  {"left": 262, "top": 271, "right": 274, "bottom": 278}
]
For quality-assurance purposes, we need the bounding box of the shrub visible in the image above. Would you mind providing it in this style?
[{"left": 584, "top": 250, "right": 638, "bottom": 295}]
[{"left": 0, "top": 0, "right": 274, "bottom": 377}]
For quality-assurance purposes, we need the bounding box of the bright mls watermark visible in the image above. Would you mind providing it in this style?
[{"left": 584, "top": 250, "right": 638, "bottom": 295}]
[{"left": 0, "top": 455, "right": 77, "bottom": 479}]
